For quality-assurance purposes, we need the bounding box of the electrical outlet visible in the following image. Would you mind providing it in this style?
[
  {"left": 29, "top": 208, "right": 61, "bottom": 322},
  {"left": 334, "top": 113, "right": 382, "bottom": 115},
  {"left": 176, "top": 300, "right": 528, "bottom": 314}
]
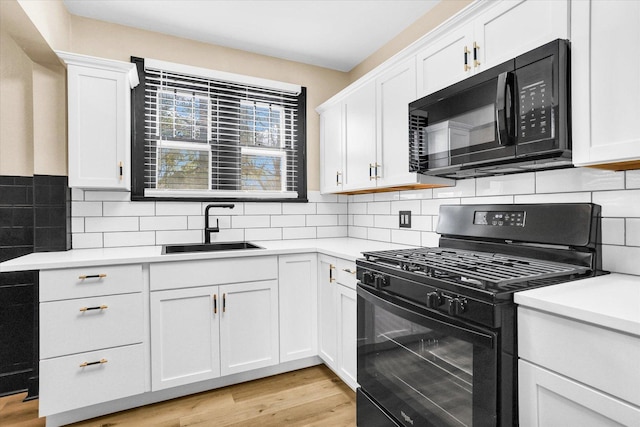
[{"left": 399, "top": 211, "right": 412, "bottom": 228}]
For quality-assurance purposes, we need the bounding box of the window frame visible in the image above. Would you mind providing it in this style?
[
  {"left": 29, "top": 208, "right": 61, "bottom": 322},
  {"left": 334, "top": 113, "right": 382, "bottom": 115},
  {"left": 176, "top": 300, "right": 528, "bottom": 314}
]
[{"left": 130, "top": 57, "right": 307, "bottom": 203}]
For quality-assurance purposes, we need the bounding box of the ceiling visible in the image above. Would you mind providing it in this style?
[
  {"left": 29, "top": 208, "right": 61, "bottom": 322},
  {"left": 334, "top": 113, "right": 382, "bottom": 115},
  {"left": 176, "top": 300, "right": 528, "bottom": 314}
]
[{"left": 62, "top": 0, "right": 440, "bottom": 72}]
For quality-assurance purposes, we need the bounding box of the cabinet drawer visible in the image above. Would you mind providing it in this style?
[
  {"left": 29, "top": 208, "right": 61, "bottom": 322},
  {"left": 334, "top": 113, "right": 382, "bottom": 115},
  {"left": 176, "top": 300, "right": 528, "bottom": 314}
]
[
  {"left": 518, "top": 307, "right": 640, "bottom": 406},
  {"left": 39, "top": 344, "right": 145, "bottom": 416},
  {"left": 336, "top": 259, "right": 357, "bottom": 289},
  {"left": 150, "top": 256, "right": 278, "bottom": 291},
  {"left": 40, "top": 264, "right": 142, "bottom": 301},
  {"left": 40, "top": 293, "right": 143, "bottom": 359}
]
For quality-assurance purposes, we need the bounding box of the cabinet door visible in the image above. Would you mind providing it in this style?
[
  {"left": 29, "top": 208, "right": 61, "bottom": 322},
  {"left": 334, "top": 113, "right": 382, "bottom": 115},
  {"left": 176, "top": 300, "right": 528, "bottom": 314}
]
[
  {"left": 343, "top": 80, "right": 377, "bottom": 191},
  {"left": 278, "top": 254, "right": 318, "bottom": 362},
  {"left": 376, "top": 58, "right": 418, "bottom": 187},
  {"left": 416, "top": 23, "right": 474, "bottom": 97},
  {"left": 519, "top": 360, "right": 640, "bottom": 427},
  {"left": 67, "top": 64, "right": 130, "bottom": 190},
  {"left": 320, "top": 102, "right": 344, "bottom": 193},
  {"left": 336, "top": 284, "right": 357, "bottom": 391},
  {"left": 219, "top": 280, "right": 279, "bottom": 376},
  {"left": 150, "top": 286, "right": 220, "bottom": 391},
  {"left": 318, "top": 254, "right": 337, "bottom": 368},
  {"left": 475, "top": 0, "right": 569, "bottom": 71},
  {"left": 571, "top": 0, "right": 640, "bottom": 167}
]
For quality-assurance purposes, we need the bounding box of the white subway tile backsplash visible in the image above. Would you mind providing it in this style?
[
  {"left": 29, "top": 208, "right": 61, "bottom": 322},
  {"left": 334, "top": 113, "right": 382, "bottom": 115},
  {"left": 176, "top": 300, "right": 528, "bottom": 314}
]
[
  {"left": 71, "top": 217, "right": 84, "bottom": 233},
  {"left": 536, "top": 168, "right": 625, "bottom": 193},
  {"left": 348, "top": 226, "right": 368, "bottom": 239},
  {"left": 282, "top": 227, "right": 316, "bottom": 240},
  {"left": 391, "top": 200, "right": 421, "bottom": 215},
  {"left": 103, "top": 201, "right": 155, "bottom": 217},
  {"left": 308, "top": 192, "right": 338, "bottom": 203},
  {"left": 353, "top": 215, "right": 374, "bottom": 227},
  {"left": 72, "top": 233, "right": 103, "bottom": 249},
  {"left": 412, "top": 215, "right": 433, "bottom": 232},
  {"left": 139, "top": 216, "right": 188, "bottom": 231},
  {"left": 514, "top": 192, "right": 591, "bottom": 204},
  {"left": 85, "top": 217, "right": 139, "bottom": 233},
  {"left": 155, "top": 230, "right": 202, "bottom": 245},
  {"left": 201, "top": 202, "right": 244, "bottom": 216},
  {"left": 282, "top": 203, "right": 316, "bottom": 215},
  {"left": 399, "top": 189, "right": 433, "bottom": 200},
  {"left": 246, "top": 227, "right": 282, "bottom": 241},
  {"left": 338, "top": 215, "right": 348, "bottom": 226},
  {"left": 476, "top": 174, "right": 534, "bottom": 196},
  {"left": 374, "top": 215, "right": 396, "bottom": 229},
  {"left": 244, "top": 203, "right": 282, "bottom": 215},
  {"left": 433, "top": 180, "right": 474, "bottom": 198},
  {"left": 626, "top": 219, "right": 640, "bottom": 246},
  {"left": 271, "top": 215, "right": 306, "bottom": 228},
  {"left": 627, "top": 170, "right": 640, "bottom": 189},
  {"left": 156, "top": 202, "right": 201, "bottom": 216},
  {"left": 602, "top": 245, "right": 640, "bottom": 275},
  {"left": 72, "top": 201, "right": 102, "bottom": 217},
  {"left": 104, "top": 231, "right": 155, "bottom": 248},
  {"left": 187, "top": 216, "right": 205, "bottom": 230},
  {"left": 317, "top": 202, "right": 348, "bottom": 215},
  {"left": 210, "top": 228, "right": 245, "bottom": 242},
  {"left": 232, "top": 215, "right": 271, "bottom": 228},
  {"left": 307, "top": 215, "right": 339, "bottom": 227},
  {"left": 421, "top": 232, "right": 440, "bottom": 247},
  {"left": 352, "top": 194, "right": 374, "bottom": 203},
  {"left": 316, "top": 226, "right": 348, "bottom": 238},
  {"left": 421, "top": 198, "right": 460, "bottom": 215},
  {"left": 71, "top": 188, "right": 84, "bottom": 201},
  {"left": 374, "top": 192, "right": 400, "bottom": 202},
  {"left": 367, "top": 201, "right": 391, "bottom": 215},
  {"left": 391, "top": 229, "right": 421, "bottom": 246},
  {"left": 593, "top": 190, "right": 640, "bottom": 217},
  {"left": 462, "top": 196, "right": 514, "bottom": 205},
  {"left": 368, "top": 228, "right": 391, "bottom": 242},
  {"left": 348, "top": 203, "right": 367, "bottom": 215},
  {"left": 601, "top": 218, "right": 625, "bottom": 246}
]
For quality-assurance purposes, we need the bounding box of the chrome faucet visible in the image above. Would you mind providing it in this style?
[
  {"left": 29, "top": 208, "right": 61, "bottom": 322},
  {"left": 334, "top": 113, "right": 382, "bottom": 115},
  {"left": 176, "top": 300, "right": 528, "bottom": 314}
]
[{"left": 204, "top": 203, "right": 235, "bottom": 243}]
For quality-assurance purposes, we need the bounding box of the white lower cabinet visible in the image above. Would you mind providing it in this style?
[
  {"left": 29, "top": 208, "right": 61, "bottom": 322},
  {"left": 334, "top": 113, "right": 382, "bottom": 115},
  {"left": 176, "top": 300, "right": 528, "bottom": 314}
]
[
  {"left": 38, "top": 264, "right": 145, "bottom": 417},
  {"left": 150, "top": 280, "right": 279, "bottom": 390},
  {"left": 150, "top": 286, "right": 221, "bottom": 390},
  {"left": 519, "top": 360, "right": 640, "bottom": 427},
  {"left": 518, "top": 307, "right": 640, "bottom": 426},
  {"left": 318, "top": 254, "right": 358, "bottom": 390},
  {"left": 278, "top": 254, "right": 318, "bottom": 362}
]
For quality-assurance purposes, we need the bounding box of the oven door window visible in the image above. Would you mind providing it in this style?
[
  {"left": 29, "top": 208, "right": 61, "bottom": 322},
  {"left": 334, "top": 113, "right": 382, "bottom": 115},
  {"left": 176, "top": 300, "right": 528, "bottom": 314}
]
[{"left": 358, "top": 286, "right": 498, "bottom": 427}]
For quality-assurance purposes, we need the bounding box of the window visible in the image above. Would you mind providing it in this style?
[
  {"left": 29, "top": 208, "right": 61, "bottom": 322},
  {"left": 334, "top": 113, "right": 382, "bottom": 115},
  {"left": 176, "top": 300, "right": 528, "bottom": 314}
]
[{"left": 131, "top": 57, "right": 307, "bottom": 201}]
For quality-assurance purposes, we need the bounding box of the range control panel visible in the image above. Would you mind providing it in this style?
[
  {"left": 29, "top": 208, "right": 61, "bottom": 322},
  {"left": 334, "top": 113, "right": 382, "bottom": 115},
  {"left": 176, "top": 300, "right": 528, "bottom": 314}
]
[{"left": 474, "top": 210, "right": 525, "bottom": 227}]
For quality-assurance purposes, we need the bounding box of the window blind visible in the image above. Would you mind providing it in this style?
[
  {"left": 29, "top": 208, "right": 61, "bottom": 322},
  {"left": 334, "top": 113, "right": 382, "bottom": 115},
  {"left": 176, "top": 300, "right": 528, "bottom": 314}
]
[{"left": 140, "top": 63, "right": 303, "bottom": 199}]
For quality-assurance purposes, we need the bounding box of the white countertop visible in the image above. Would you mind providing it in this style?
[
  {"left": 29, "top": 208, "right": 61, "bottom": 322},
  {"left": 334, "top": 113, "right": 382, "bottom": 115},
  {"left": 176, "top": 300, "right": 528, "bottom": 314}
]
[
  {"left": 515, "top": 273, "right": 640, "bottom": 336},
  {"left": 0, "top": 238, "right": 414, "bottom": 272}
]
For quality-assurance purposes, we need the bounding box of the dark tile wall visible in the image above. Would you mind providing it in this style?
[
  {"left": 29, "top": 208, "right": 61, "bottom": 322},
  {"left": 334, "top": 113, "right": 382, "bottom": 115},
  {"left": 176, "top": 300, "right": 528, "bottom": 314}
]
[{"left": 0, "top": 175, "right": 70, "bottom": 398}]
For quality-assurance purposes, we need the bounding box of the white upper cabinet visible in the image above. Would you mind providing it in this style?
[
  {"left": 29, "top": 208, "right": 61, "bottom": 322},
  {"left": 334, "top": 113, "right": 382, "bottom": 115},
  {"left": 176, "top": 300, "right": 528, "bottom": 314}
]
[
  {"left": 343, "top": 80, "right": 377, "bottom": 191},
  {"left": 57, "top": 51, "right": 139, "bottom": 190},
  {"left": 571, "top": 0, "right": 640, "bottom": 169},
  {"left": 320, "top": 102, "right": 344, "bottom": 192},
  {"left": 417, "top": 0, "right": 569, "bottom": 97}
]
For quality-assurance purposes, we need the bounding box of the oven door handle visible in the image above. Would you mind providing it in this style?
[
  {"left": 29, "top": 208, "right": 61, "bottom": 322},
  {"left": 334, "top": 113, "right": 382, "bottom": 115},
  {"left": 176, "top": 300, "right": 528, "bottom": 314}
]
[{"left": 357, "top": 284, "right": 496, "bottom": 349}]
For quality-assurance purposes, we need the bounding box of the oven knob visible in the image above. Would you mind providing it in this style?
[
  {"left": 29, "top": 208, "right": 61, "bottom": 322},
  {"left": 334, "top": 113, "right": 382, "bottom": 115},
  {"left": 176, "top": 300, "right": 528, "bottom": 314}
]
[
  {"left": 362, "top": 271, "right": 374, "bottom": 285},
  {"left": 448, "top": 298, "right": 467, "bottom": 316},
  {"left": 374, "top": 274, "right": 388, "bottom": 288},
  {"left": 426, "top": 292, "right": 442, "bottom": 308}
]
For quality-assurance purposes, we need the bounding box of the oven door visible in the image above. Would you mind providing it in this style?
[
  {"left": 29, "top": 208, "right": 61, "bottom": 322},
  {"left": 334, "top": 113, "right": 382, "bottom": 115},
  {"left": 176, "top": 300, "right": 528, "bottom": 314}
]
[{"left": 357, "top": 284, "right": 499, "bottom": 427}]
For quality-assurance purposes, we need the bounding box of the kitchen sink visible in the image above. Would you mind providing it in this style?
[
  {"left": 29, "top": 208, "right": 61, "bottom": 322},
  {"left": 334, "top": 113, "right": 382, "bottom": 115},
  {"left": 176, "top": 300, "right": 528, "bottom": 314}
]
[{"left": 162, "top": 241, "right": 264, "bottom": 254}]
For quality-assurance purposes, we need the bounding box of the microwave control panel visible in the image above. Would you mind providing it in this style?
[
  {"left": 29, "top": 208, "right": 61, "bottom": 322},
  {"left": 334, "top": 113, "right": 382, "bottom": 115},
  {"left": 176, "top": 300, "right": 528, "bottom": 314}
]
[{"left": 518, "top": 56, "right": 554, "bottom": 143}]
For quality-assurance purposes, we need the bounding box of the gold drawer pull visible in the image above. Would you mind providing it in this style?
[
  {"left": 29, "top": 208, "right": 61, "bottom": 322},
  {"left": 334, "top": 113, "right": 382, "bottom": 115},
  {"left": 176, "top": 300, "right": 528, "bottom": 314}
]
[
  {"left": 79, "top": 305, "right": 108, "bottom": 312},
  {"left": 342, "top": 268, "right": 356, "bottom": 275},
  {"left": 79, "top": 358, "right": 108, "bottom": 368},
  {"left": 78, "top": 274, "right": 107, "bottom": 280},
  {"left": 329, "top": 264, "right": 336, "bottom": 282}
]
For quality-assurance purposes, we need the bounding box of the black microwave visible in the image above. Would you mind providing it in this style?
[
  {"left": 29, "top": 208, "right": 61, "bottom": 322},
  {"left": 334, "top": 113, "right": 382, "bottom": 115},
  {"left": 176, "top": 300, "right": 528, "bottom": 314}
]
[{"left": 409, "top": 39, "right": 571, "bottom": 179}]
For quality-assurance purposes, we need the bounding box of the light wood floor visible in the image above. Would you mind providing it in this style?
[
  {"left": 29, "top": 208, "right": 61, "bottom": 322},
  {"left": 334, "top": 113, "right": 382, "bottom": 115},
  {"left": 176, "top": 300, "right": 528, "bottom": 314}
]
[{"left": 0, "top": 365, "right": 356, "bottom": 427}]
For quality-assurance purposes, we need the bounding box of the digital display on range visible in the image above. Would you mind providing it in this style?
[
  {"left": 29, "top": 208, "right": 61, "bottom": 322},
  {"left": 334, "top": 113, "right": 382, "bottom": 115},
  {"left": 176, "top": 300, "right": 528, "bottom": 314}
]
[{"left": 474, "top": 211, "right": 525, "bottom": 227}]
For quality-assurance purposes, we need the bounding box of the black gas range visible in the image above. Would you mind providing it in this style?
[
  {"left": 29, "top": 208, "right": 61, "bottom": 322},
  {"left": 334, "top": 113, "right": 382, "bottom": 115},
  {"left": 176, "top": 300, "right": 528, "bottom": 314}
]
[{"left": 356, "top": 203, "right": 605, "bottom": 427}]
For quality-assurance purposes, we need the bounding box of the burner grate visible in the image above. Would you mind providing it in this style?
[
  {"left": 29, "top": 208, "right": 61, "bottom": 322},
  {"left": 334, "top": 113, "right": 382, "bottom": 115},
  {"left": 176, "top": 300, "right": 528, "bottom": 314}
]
[{"left": 363, "top": 247, "right": 589, "bottom": 288}]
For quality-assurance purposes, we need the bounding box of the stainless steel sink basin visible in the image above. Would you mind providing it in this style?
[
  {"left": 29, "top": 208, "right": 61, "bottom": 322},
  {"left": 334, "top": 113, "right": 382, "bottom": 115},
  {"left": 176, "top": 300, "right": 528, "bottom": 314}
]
[{"left": 162, "top": 241, "right": 264, "bottom": 254}]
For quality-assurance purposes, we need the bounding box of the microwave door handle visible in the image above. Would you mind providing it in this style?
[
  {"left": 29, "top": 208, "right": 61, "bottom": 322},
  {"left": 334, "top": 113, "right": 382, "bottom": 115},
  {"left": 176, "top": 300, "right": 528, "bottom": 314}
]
[{"left": 496, "top": 71, "right": 515, "bottom": 146}]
